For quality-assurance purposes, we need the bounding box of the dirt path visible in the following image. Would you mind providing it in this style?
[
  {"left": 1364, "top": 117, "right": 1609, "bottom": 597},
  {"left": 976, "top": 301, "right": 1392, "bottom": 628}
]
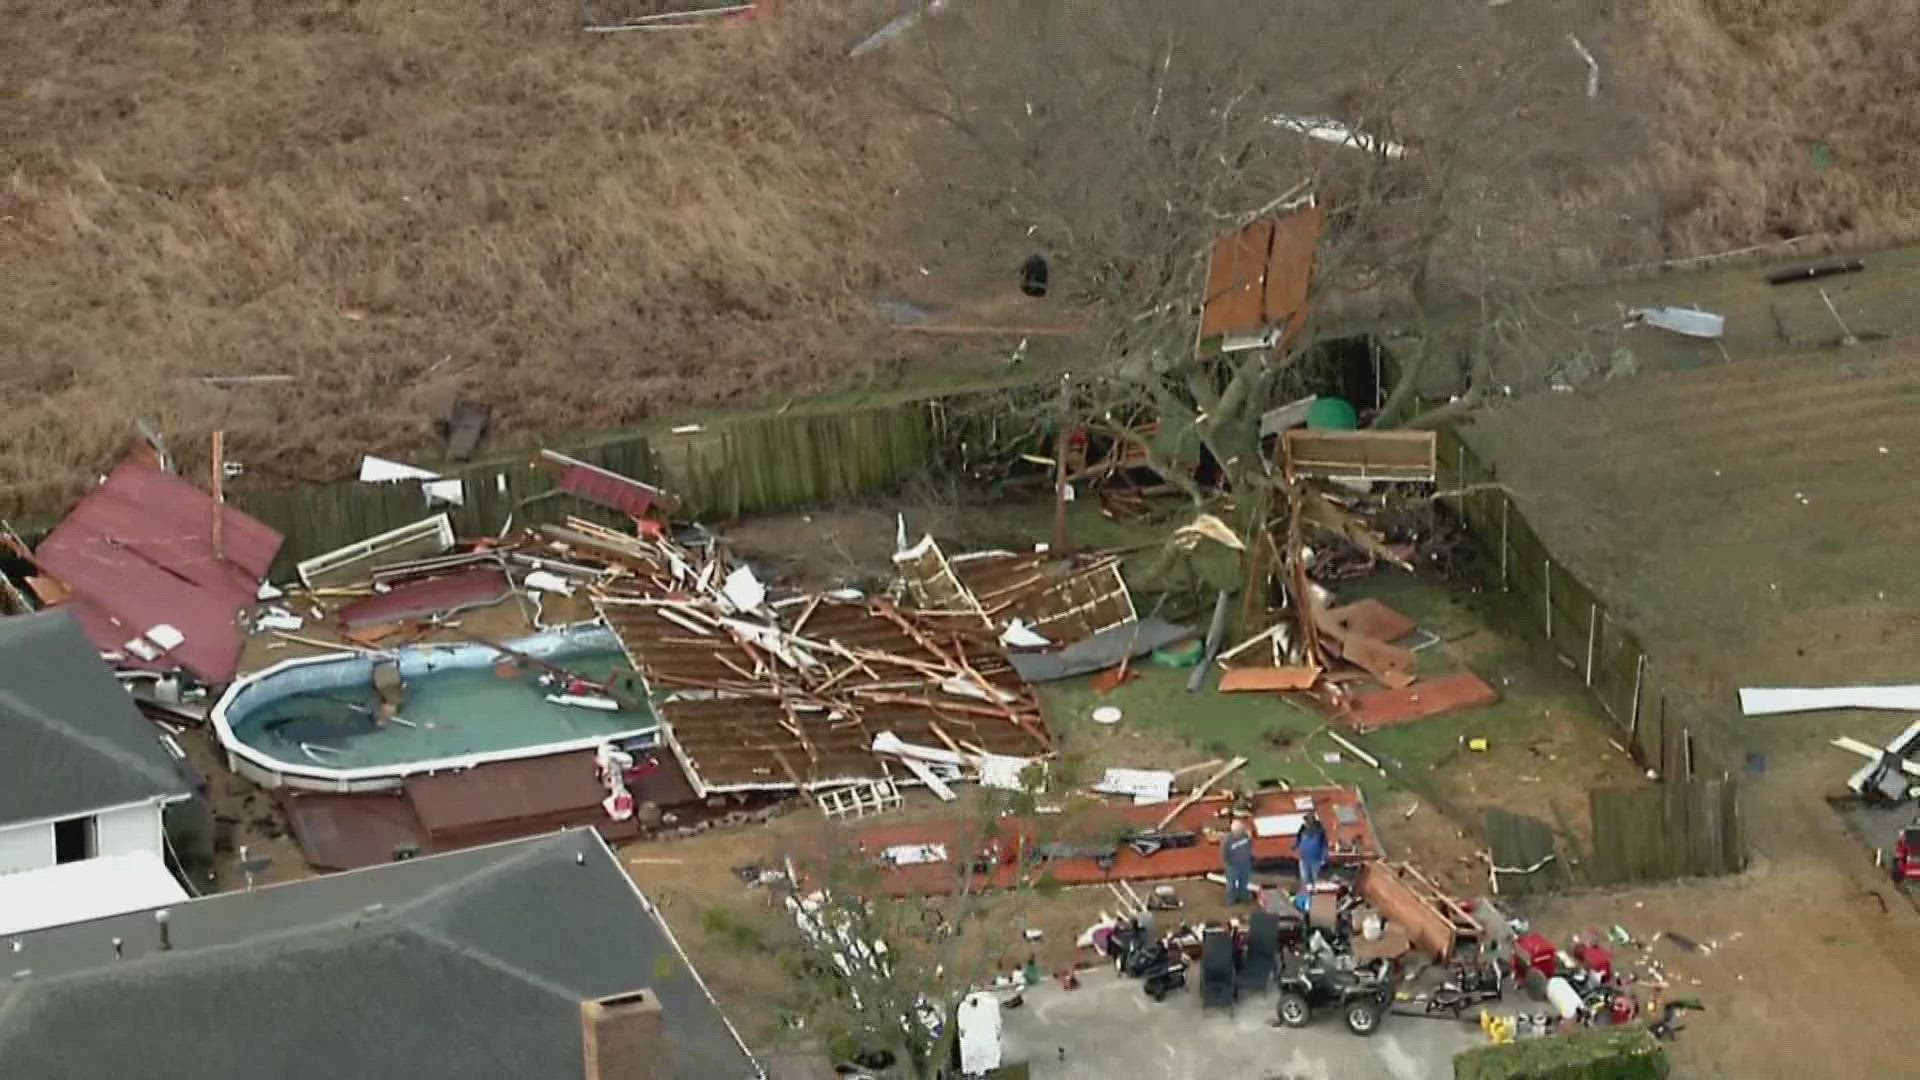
[{"left": 1465, "top": 338, "right": 1920, "bottom": 1075}]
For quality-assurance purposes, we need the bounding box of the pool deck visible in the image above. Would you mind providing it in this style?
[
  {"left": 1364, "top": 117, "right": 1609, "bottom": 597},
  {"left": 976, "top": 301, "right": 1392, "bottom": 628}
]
[{"left": 281, "top": 747, "right": 704, "bottom": 871}]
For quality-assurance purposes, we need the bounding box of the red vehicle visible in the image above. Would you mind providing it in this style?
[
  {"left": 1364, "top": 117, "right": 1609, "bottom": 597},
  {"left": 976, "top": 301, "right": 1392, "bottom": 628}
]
[{"left": 1892, "top": 825, "right": 1920, "bottom": 885}]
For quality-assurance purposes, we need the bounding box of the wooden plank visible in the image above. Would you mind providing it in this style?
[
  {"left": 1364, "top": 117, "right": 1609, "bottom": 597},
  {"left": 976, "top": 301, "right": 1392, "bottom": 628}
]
[
  {"left": 1218, "top": 665, "right": 1321, "bottom": 692},
  {"left": 1154, "top": 756, "right": 1246, "bottom": 830}
]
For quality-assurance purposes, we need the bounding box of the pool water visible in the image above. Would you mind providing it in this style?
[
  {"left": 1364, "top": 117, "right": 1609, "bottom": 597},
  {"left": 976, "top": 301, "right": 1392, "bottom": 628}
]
[{"left": 230, "top": 643, "right": 650, "bottom": 771}]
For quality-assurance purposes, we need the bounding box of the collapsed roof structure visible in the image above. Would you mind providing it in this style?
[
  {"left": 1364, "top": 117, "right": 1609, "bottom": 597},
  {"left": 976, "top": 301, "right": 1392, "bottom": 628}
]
[{"left": 578, "top": 525, "right": 1055, "bottom": 796}]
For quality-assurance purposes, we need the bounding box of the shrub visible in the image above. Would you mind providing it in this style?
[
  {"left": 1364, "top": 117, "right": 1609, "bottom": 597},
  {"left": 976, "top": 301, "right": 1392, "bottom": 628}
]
[{"left": 1453, "top": 1029, "right": 1670, "bottom": 1080}]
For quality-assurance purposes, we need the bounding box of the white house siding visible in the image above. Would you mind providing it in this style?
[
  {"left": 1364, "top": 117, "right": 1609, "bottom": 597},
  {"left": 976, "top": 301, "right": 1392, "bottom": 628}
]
[
  {"left": 95, "top": 802, "right": 163, "bottom": 859},
  {"left": 0, "top": 800, "right": 168, "bottom": 875},
  {"left": 0, "top": 820, "right": 54, "bottom": 875}
]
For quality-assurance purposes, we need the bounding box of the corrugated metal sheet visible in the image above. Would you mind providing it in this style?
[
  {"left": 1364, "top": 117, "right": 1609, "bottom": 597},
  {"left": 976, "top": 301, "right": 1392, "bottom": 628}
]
[
  {"left": 558, "top": 464, "right": 658, "bottom": 519},
  {"left": 337, "top": 567, "right": 512, "bottom": 628},
  {"left": 35, "top": 459, "right": 283, "bottom": 683}
]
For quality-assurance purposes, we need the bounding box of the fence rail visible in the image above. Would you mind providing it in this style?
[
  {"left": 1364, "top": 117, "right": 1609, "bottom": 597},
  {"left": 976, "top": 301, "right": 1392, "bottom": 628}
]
[
  {"left": 1437, "top": 428, "right": 1744, "bottom": 885},
  {"left": 232, "top": 385, "right": 1048, "bottom": 580}
]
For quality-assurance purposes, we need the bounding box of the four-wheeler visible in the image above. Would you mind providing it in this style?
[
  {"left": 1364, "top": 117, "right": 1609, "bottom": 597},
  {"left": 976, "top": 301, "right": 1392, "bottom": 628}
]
[{"left": 1274, "top": 952, "right": 1396, "bottom": 1037}]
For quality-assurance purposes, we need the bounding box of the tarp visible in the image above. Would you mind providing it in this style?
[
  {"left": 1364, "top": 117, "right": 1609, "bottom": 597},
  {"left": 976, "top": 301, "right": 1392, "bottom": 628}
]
[
  {"left": 1008, "top": 617, "right": 1190, "bottom": 683},
  {"left": 36, "top": 459, "right": 283, "bottom": 683}
]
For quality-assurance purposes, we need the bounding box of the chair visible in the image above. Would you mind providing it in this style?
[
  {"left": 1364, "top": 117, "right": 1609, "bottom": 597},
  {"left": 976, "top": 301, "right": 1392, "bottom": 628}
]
[
  {"left": 1239, "top": 912, "right": 1281, "bottom": 995},
  {"left": 1200, "top": 929, "right": 1237, "bottom": 1011}
]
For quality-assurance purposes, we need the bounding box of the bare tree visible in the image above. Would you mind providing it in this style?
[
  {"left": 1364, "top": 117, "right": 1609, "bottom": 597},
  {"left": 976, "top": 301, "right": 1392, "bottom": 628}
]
[
  {"left": 891, "top": 1, "right": 1612, "bottom": 500},
  {"left": 770, "top": 767, "right": 1121, "bottom": 1079}
]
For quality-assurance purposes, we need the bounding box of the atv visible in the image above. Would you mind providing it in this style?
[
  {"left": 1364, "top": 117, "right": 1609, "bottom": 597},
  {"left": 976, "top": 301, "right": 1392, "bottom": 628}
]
[{"left": 1274, "top": 952, "right": 1395, "bottom": 1037}]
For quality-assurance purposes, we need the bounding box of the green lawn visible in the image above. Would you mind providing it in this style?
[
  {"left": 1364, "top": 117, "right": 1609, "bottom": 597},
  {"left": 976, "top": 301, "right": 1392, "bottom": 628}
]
[{"left": 1036, "top": 571, "right": 1622, "bottom": 832}]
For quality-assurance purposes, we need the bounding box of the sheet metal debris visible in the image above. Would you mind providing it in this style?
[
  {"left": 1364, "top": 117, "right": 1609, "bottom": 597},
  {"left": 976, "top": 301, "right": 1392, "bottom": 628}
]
[
  {"left": 1628, "top": 306, "right": 1726, "bottom": 339},
  {"left": 34, "top": 457, "right": 283, "bottom": 683}
]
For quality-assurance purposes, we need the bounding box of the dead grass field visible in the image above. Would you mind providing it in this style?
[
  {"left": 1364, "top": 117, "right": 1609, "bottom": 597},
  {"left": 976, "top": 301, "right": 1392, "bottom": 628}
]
[
  {"left": 1465, "top": 338, "right": 1920, "bottom": 1077},
  {"left": 2, "top": 1, "right": 910, "bottom": 514},
  {"left": 5, "top": 0, "right": 1919, "bottom": 519}
]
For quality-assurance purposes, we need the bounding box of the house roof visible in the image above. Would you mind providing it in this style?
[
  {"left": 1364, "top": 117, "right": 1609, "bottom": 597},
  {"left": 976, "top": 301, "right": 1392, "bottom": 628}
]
[
  {"left": 0, "top": 610, "right": 191, "bottom": 824},
  {"left": 34, "top": 458, "right": 283, "bottom": 684},
  {"left": 0, "top": 830, "right": 761, "bottom": 1080}
]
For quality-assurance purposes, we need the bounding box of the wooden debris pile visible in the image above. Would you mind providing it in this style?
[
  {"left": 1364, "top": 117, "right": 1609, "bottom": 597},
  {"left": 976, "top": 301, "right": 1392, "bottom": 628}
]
[{"left": 563, "top": 524, "right": 1053, "bottom": 797}]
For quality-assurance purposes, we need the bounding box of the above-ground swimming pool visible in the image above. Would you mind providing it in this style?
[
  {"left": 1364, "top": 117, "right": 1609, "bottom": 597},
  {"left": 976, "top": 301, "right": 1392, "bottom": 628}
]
[{"left": 213, "top": 624, "right": 659, "bottom": 792}]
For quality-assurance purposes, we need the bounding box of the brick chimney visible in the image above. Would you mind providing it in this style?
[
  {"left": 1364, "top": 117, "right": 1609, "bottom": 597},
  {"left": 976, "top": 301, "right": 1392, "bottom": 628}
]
[{"left": 581, "top": 989, "right": 665, "bottom": 1080}]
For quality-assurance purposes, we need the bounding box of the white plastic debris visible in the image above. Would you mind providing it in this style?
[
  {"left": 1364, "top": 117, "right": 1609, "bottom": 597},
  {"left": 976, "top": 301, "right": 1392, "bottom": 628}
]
[
  {"left": 256, "top": 581, "right": 285, "bottom": 601},
  {"left": 254, "top": 610, "right": 304, "bottom": 633},
  {"left": 721, "top": 566, "right": 767, "bottom": 613},
  {"left": 1091, "top": 706, "right": 1123, "bottom": 726},
  {"left": 1268, "top": 115, "right": 1409, "bottom": 159},
  {"left": 999, "top": 619, "right": 1051, "bottom": 648},
  {"left": 523, "top": 570, "right": 575, "bottom": 597},
  {"left": 145, "top": 624, "right": 185, "bottom": 651},
  {"left": 1629, "top": 306, "right": 1726, "bottom": 339},
  {"left": 422, "top": 478, "right": 466, "bottom": 507},
  {"left": 1092, "top": 768, "right": 1175, "bottom": 804},
  {"left": 545, "top": 693, "right": 619, "bottom": 711},
  {"left": 883, "top": 844, "right": 948, "bottom": 866},
  {"left": 358, "top": 455, "right": 439, "bottom": 483}
]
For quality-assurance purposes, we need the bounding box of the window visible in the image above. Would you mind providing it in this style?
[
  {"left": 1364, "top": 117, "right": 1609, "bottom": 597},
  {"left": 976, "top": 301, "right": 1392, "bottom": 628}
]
[{"left": 53, "top": 815, "right": 96, "bottom": 864}]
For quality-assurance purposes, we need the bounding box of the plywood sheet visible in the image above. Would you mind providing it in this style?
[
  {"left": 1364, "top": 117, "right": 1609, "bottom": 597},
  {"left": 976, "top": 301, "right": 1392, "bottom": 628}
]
[
  {"left": 1346, "top": 671, "right": 1499, "bottom": 730},
  {"left": 1219, "top": 665, "right": 1322, "bottom": 692}
]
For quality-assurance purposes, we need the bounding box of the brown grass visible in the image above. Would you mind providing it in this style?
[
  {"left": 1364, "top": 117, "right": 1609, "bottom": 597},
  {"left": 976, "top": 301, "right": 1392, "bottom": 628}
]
[
  {"left": 5, "top": 0, "right": 1917, "bottom": 517},
  {"left": 1630, "top": 0, "right": 1920, "bottom": 257},
  {"left": 2, "top": 1, "right": 906, "bottom": 515}
]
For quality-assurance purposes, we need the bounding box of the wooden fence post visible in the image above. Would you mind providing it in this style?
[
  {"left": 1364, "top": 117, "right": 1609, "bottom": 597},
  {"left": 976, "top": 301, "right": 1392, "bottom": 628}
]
[
  {"left": 1584, "top": 603, "right": 1598, "bottom": 686},
  {"left": 1628, "top": 652, "right": 1648, "bottom": 743},
  {"left": 1499, "top": 498, "right": 1510, "bottom": 590},
  {"left": 1543, "top": 558, "right": 1553, "bottom": 639}
]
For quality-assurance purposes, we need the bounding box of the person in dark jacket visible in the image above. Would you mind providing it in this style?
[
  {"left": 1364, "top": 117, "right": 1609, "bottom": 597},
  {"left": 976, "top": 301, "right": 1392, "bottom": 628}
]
[
  {"left": 1222, "top": 819, "right": 1255, "bottom": 905},
  {"left": 1295, "top": 813, "right": 1329, "bottom": 887}
]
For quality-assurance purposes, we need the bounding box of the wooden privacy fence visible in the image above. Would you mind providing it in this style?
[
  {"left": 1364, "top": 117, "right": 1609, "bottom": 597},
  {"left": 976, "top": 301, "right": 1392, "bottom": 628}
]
[
  {"left": 1436, "top": 427, "right": 1745, "bottom": 885},
  {"left": 1588, "top": 781, "right": 1743, "bottom": 885},
  {"left": 233, "top": 387, "right": 1042, "bottom": 580},
  {"left": 1435, "top": 428, "right": 1720, "bottom": 784}
]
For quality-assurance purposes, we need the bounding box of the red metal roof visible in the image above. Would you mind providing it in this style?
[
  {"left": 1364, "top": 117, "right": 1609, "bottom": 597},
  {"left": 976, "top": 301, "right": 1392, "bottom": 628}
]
[
  {"left": 337, "top": 567, "right": 512, "bottom": 629},
  {"left": 558, "top": 464, "right": 657, "bottom": 519},
  {"left": 35, "top": 460, "right": 283, "bottom": 684}
]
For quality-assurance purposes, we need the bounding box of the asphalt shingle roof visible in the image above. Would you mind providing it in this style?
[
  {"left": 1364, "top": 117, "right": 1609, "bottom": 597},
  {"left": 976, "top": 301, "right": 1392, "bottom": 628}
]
[
  {"left": 0, "top": 610, "right": 189, "bottom": 823},
  {"left": 0, "top": 830, "right": 761, "bottom": 1080}
]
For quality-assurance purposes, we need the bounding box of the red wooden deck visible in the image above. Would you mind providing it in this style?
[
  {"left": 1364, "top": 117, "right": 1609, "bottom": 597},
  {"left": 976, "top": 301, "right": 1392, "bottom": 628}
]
[{"left": 836, "top": 786, "right": 1379, "bottom": 897}]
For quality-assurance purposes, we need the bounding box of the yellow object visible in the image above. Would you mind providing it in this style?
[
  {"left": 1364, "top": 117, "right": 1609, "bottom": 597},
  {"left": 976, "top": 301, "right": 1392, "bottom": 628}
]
[
  {"left": 1479, "top": 1008, "right": 1516, "bottom": 1045},
  {"left": 1466, "top": 737, "right": 1489, "bottom": 753}
]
